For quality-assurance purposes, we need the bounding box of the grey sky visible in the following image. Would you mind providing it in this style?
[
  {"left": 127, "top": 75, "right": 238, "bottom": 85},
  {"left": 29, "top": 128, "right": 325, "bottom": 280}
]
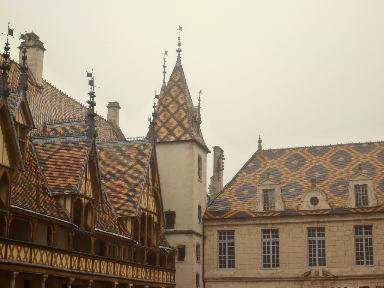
[{"left": 2, "top": 0, "right": 384, "bottom": 188}]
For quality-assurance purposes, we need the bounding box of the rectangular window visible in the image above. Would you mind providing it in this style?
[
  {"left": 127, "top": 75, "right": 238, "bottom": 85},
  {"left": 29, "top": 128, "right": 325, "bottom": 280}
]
[
  {"left": 263, "top": 189, "right": 275, "bottom": 211},
  {"left": 218, "top": 230, "right": 235, "bottom": 269},
  {"left": 178, "top": 246, "right": 186, "bottom": 261},
  {"left": 355, "top": 226, "right": 373, "bottom": 266},
  {"left": 262, "top": 229, "right": 279, "bottom": 268},
  {"left": 308, "top": 228, "right": 326, "bottom": 267},
  {"left": 165, "top": 211, "right": 175, "bottom": 229},
  {"left": 196, "top": 273, "right": 200, "bottom": 287},
  {"left": 355, "top": 184, "right": 368, "bottom": 207}
]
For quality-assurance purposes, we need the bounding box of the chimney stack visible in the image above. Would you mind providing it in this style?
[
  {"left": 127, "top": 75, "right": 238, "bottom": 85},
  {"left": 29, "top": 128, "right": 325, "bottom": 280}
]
[
  {"left": 18, "top": 32, "right": 45, "bottom": 87},
  {"left": 107, "top": 101, "right": 121, "bottom": 127},
  {"left": 210, "top": 146, "right": 224, "bottom": 200}
]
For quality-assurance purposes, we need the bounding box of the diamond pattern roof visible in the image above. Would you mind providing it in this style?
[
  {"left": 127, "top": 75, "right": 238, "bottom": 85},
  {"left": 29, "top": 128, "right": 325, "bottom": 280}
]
[
  {"left": 97, "top": 140, "right": 152, "bottom": 217},
  {"left": 206, "top": 142, "right": 384, "bottom": 219},
  {"left": 155, "top": 61, "right": 208, "bottom": 151}
]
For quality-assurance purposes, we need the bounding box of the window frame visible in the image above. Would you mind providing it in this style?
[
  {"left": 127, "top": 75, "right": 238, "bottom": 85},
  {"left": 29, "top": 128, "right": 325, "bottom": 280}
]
[
  {"left": 218, "top": 230, "right": 235, "bottom": 269},
  {"left": 307, "top": 227, "right": 326, "bottom": 267},
  {"left": 262, "top": 189, "right": 275, "bottom": 211},
  {"left": 355, "top": 184, "right": 368, "bottom": 207},
  {"left": 355, "top": 225, "right": 374, "bottom": 266},
  {"left": 177, "top": 246, "right": 186, "bottom": 262},
  {"left": 262, "top": 229, "right": 279, "bottom": 269}
]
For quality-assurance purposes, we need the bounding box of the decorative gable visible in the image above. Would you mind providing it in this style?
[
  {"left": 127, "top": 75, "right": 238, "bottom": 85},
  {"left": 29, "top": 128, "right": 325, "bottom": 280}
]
[
  {"left": 254, "top": 177, "right": 285, "bottom": 212},
  {"left": 346, "top": 172, "right": 377, "bottom": 208},
  {"left": 299, "top": 187, "right": 331, "bottom": 210}
]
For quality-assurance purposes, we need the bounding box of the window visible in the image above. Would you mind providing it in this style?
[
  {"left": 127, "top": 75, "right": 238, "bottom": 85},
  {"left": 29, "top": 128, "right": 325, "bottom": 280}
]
[
  {"left": 355, "top": 184, "right": 368, "bottom": 207},
  {"left": 308, "top": 228, "right": 326, "bottom": 267},
  {"left": 196, "top": 244, "right": 201, "bottom": 262},
  {"left": 165, "top": 211, "right": 175, "bottom": 229},
  {"left": 263, "top": 189, "right": 275, "bottom": 211},
  {"left": 198, "top": 156, "right": 202, "bottom": 181},
  {"left": 16, "top": 124, "right": 27, "bottom": 159},
  {"left": 178, "top": 246, "right": 186, "bottom": 261},
  {"left": 198, "top": 205, "right": 202, "bottom": 223},
  {"left": 218, "top": 230, "right": 235, "bottom": 269},
  {"left": 262, "top": 229, "right": 279, "bottom": 268},
  {"left": 355, "top": 226, "right": 373, "bottom": 266},
  {"left": 196, "top": 273, "right": 200, "bottom": 287}
]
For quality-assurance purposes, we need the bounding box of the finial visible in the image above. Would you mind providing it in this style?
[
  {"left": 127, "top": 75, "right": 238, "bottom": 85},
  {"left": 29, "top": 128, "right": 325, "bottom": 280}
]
[
  {"left": 176, "top": 26, "right": 182, "bottom": 66},
  {"left": 162, "top": 50, "right": 168, "bottom": 89},
  {"left": 258, "top": 135, "right": 262, "bottom": 151},
  {"left": 358, "top": 163, "right": 362, "bottom": 171},
  {"left": 311, "top": 178, "right": 316, "bottom": 188},
  {"left": 149, "top": 97, "right": 157, "bottom": 143},
  {"left": 197, "top": 90, "right": 202, "bottom": 123},
  {"left": 266, "top": 168, "right": 270, "bottom": 178},
  {"left": 86, "top": 70, "right": 97, "bottom": 138},
  {"left": 0, "top": 23, "right": 13, "bottom": 98},
  {"left": 18, "top": 46, "right": 28, "bottom": 92}
]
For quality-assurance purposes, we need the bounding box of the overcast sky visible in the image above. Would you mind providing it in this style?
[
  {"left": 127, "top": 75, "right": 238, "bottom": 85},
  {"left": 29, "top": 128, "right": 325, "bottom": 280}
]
[{"left": 2, "top": 0, "right": 384, "bottom": 188}]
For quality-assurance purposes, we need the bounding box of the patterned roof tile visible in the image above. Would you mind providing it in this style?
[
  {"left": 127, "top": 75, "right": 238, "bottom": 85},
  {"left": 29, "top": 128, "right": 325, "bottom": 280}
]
[
  {"left": 206, "top": 142, "right": 384, "bottom": 219},
  {"left": 97, "top": 140, "right": 152, "bottom": 217}
]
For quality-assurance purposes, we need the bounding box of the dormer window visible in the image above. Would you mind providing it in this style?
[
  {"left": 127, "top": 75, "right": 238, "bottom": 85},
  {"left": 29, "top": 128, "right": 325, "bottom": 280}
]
[
  {"left": 16, "top": 123, "right": 27, "bottom": 159},
  {"left": 263, "top": 189, "right": 275, "bottom": 211},
  {"left": 355, "top": 184, "right": 368, "bottom": 207},
  {"left": 254, "top": 177, "right": 285, "bottom": 212},
  {"left": 346, "top": 171, "right": 377, "bottom": 208}
]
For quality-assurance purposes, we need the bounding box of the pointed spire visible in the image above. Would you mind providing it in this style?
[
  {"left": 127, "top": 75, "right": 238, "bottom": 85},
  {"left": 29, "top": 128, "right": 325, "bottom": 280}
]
[
  {"left": 86, "top": 70, "right": 97, "bottom": 139},
  {"left": 258, "top": 135, "right": 262, "bottom": 151},
  {"left": 18, "top": 46, "right": 28, "bottom": 93},
  {"left": 197, "top": 90, "right": 202, "bottom": 123},
  {"left": 176, "top": 26, "right": 182, "bottom": 66},
  {"left": 162, "top": 50, "right": 168, "bottom": 90},
  {"left": 149, "top": 97, "right": 157, "bottom": 143},
  {"left": 0, "top": 23, "right": 12, "bottom": 98}
]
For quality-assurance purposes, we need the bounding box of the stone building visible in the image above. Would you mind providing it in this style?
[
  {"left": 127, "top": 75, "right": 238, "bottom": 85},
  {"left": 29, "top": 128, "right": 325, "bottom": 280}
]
[
  {"left": 204, "top": 140, "right": 384, "bottom": 287},
  {"left": 0, "top": 32, "right": 176, "bottom": 288},
  {"left": 152, "top": 38, "right": 209, "bottom": 288}
]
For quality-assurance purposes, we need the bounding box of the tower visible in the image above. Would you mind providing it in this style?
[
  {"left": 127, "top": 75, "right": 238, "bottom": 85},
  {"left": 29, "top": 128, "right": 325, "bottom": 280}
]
[{"left": 154, "top": 32, "right": 209, "bottom": 288}]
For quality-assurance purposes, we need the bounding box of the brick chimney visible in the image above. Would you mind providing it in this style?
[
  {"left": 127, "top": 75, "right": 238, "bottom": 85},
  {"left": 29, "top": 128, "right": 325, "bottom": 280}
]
[
  {"left": 210, "top": 146, "right": 224, "bottom": 200},
  {"left": 18, "top": 32, "right": 45, "bottom": 87},
  {"left": 107, "top": 101, "right": 121, "bottom": 127}
]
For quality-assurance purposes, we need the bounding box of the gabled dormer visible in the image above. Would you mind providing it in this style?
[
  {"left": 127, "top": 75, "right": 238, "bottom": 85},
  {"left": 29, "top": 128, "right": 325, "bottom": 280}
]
[
  {"left": 254, "top": 176, "right": 285, "bottom": 212},
  {"left": 346, "top": 170, "right": 377, "bottom": 208},
  {"left": 299, "top": 179, "right": 332, "bottom": 210}
]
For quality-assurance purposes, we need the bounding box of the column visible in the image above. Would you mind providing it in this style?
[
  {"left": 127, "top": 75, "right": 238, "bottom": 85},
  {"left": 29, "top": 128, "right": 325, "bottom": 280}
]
[
  {"left": 8, "top": 272, "right": 18, "bottom": 288},
  {"left": 38, "top": 275, "right": 48, "bottom": 288},
  {"left": 85, "top": 280, "right": 93, "bottom": 288},
  {"left": 65, "top": 278, "right": 75, "bottom": 288}
]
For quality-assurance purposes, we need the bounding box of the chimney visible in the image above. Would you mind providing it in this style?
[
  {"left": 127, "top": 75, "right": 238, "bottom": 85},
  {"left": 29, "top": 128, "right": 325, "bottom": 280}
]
[
  {"left": 18, "top": 32, "right": 45, "bottom": 87},
  {"left": 107, "top": 101, "right": 121, "bottom": 127},
  {"left": 210, "top": 146, "right": 224, "bottom": 200}
]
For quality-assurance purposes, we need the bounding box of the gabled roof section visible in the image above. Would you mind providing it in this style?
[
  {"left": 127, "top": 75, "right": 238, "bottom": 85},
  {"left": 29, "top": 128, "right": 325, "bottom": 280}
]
[
  {"left": 206, "top": 142, "right": 384, "bottom": 219},
  {"left": 97, "top": 140, "right": 152, "bottom": 217},
  {"left": 11, "top": 139, "right": 69, "bottom": 220},
  {"left": 32, "top": 134, "right": 92, "bottom": 195},
  {"left": 154, "top": 60, "right": 209, "bottom": 152}
]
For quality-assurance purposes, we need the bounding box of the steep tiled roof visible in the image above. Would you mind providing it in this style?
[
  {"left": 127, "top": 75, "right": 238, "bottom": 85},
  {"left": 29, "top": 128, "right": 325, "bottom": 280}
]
[
  {"left": 11, "top": 140, "right": 69, "bottom": 220},
  {"left": 206, "top": 142, "right": 384, "bottom": 219},
  {"left": 2, "top": 57, "right": 125, "bottom": 143},
  {"left": 97, "top": 140, "right": 152, "bottom": 217},
  {"left": 32, "top": 136, "right": 91, "bottom": 195},
  {"left": 154, "top": 60, "right": 209, "bottom": 152}
]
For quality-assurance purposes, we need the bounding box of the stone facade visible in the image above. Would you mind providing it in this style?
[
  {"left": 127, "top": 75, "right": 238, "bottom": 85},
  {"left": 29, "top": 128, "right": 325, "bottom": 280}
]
[{"left": 204, "top": 213, "right": 384, "bottom": 288}]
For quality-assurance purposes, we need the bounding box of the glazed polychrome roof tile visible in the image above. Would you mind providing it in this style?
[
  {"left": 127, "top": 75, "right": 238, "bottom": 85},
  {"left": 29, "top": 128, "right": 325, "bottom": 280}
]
[
  {"left": 205, "top": 142, "right": 384, "bottom": 219},
  {"left": 97, "top": 140, "right": 152, "bottom": 217},
  {"left": 1, "top": 57, "right": 125, "bottom": 143},
  {"left": 32, "top": 136, "right": 91, "bottom": 195},
  {"left": 154, "top": 60, "right": 209, "bottom": 151},
  {"left": 11, "top": 141, "right": 69, "bottom": 220}
]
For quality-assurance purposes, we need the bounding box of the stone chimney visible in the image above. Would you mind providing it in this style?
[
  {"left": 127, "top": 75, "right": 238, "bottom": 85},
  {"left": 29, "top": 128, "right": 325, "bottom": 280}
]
[
  {"left": 107, "top": 101, "right": 121, "bottom": 126},
  {"left": 210, "top": 146, "right": 224, "bottom": 200},
  {"left": 18, "top": 32, "right": 45, "bottom": 87}
]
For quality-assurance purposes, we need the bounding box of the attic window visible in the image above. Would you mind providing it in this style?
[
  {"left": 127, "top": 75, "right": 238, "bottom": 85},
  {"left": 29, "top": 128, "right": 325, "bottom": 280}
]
[
  {"left": 347, "top": 172, "right": 377, "bottom": 208},
  {"left": 355, "top": 184, "right": 368, "bottom": 207},
  {"left": 263, "top": 189, "right": 275, "bottom": 211},
  {"left": 16, "top": 124, "right": 27, "bottom": 159}
]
